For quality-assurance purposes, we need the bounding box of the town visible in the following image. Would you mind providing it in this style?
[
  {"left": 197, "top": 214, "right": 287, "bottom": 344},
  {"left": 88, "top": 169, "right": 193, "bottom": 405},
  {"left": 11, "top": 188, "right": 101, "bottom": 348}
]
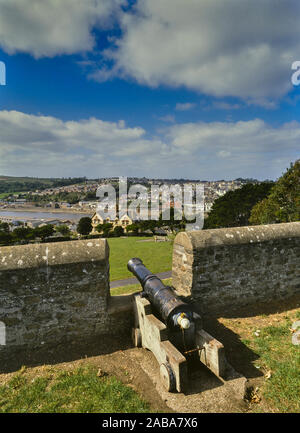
[{"left": 0, "top": 176, "right": 255, "bottom": 240}]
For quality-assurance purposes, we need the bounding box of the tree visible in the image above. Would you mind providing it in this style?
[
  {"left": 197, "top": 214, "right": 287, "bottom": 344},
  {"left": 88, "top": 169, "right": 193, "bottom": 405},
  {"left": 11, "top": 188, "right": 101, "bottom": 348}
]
[
  {"left": 34, "top": 224, "right": 54, "bottom": 240},
  {"left": 77, "top": 217, "right": 92, "bottom": 236},
  {"left": 127, "top": 223, "right": 140, "bottom": 235},
  {"left": 84, "top": 191, "right": 96, "bottom": 200},
  {"left": 95, "top": 222, "right": 113, "bottom": 236},
  {"left": 113, "top": 225, "right": 124, "bottom": 237},
  {"left": 0, "top": 222, "right": 10, "bottom": 233},
  {"left": 102, "top": 222, "right": 113, "bottom": 237},
  {"left": 248, "top": 198, "right": 278, "bottom": 225},
  {"left": 13, "top": 226, "right": 36, "bottom": 241},
  {"left": 95, "top": 224, "right": 103, "bottom": 233},
  {"left": 0, "top": 231, "right": 12, "bottom": 245},
  {"left": 249, "top": 160, "right": 300, "bottom": 225},
  {"left": 204, "top": 182, "right": 273, "bottom": 229},
  {"left": 138, "top": 220, "right": 157, "bottom": 231},
  {"left": 55, "top": 225, "right": 71, "bottom": 236}
]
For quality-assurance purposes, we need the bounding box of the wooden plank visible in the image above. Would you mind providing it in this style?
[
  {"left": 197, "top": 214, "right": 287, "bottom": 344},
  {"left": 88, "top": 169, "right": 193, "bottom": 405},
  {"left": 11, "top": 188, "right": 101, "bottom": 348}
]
[{"left": 196, "top": 329, "right": 227, "bottom": 378}]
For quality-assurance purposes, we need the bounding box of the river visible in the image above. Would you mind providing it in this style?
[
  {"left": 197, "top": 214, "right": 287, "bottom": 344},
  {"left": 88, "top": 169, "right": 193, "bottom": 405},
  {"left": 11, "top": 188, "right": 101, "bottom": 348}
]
[{"left": 0, "top": 210, "right": 92, "bottom": 221}]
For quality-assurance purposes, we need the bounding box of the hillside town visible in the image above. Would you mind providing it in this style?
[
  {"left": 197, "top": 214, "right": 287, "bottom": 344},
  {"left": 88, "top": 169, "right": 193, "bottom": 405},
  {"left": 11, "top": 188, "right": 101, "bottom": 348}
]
[
  {"left": 0, "top": 177, "right": 254, "bottom": 240},
  {"left": 0, "top": 177, "right": 249, "bottom": 212}
]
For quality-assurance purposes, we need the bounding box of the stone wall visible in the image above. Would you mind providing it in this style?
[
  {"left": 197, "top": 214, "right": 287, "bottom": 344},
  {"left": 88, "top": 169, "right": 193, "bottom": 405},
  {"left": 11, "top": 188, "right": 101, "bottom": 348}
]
[
  {"left": 172, "top": 222, "right": 300, "bottom": 313},
  {"left": 1, "top": 222, "right": 299, "bottom": 370},
  {"left": 0, "top": 239, "right": 114, "bottom": 366}
]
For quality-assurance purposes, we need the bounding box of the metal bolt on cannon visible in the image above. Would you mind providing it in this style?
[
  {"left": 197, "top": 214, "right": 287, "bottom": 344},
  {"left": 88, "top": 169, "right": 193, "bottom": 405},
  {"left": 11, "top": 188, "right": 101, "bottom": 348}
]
[{"left": 128, "top": 258, "right": 228, "bottom": 393}]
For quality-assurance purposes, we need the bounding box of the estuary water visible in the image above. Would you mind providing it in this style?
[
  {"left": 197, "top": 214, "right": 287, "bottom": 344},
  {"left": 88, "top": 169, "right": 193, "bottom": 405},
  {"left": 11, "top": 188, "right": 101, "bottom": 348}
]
[{"left": 0, "top": 210, "right": 92, "bottom": 221}]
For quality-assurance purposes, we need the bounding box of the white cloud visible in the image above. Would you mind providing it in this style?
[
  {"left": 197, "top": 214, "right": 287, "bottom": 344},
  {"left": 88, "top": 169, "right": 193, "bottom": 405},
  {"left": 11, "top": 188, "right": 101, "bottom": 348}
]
[
  {"left": 1, "top": 0, "right": 298, "bottom": 104},
  {"left": 217, "top": 150, "right": 231, "bottom": 158},
  {"left": 212, "top": 102, "right": 241, "bottom": 111},
  {"left": 0, "top": 110, "right": 298, "bottom": 180},
  {"left": 0, "top": 0, "right": 125, "bottom": 57},
  {"left": 163, "top": 119, "right": 300, "bottom": 178},
  {"left": 103, "top": 0, "right": 300, "bottom": 103},
  {"left": 175, "top": 103, "right": 196, "bottom": 111},
  {"left": 158, "top": 114, "right": 175, "bottom": 123},
  {"left": 0, "top": 110, "right": 164, "bottom": 177}
]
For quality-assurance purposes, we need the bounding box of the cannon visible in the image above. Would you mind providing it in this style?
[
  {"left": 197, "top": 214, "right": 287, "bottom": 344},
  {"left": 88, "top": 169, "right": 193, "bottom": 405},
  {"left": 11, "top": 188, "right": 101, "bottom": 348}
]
[{"left": 128, "top": 258, "right": 228, "bottom": 393}]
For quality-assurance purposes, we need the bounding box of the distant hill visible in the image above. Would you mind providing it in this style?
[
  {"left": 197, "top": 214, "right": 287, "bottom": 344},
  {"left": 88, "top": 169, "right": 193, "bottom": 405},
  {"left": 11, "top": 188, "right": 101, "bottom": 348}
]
[
  {"left": 0, "top": 176, "right": 87, "bottom": 194},
  {"left": 0, "top": 174, "right": 260, "bottom": 196}
]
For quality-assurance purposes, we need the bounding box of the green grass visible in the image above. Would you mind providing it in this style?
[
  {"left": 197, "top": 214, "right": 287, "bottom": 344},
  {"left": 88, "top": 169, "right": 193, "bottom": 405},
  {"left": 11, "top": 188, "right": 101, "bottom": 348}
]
[
  {"left": 0, "top": 191, "right": 23, "bottom": 199},
  {"left": 246, "top": 315, "right": 300, "bottom": 412},
  {"left": 108, "top": 237, "right": 173, "bottom": 281},
  {"left": 0, "top": 366, "right": 150, "bottom": 413},
  {"left": 110, "top": 279, "right": 172, "bottom": 296}
]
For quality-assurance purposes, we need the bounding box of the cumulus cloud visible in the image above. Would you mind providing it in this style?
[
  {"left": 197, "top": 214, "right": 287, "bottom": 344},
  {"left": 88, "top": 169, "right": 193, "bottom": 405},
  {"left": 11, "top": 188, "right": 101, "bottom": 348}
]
[
  {"left": 175, "top": 103, "right": 196, "bottom": 111},
  {"left": 0, "top": 110, "right": 164, "bottom": 177},
  {"left": 0, "top": 0, "right": 126, "bottom": 57},
  {"left": 1, "top": 0, "right": 298, "bottom": 104},
  {"left": 163, "top": 119, "right": 300, "bottom": 179},
  {"left": 212, "top": 102, "right": 242, "bottom": 111},
  {"left": 0, "top": 110, "right": 298, "bottom": 180},
  {"left": 103, "top": 0, "right": 300, "bottom": 103},
  {"left": 158, "top": 114, "right": 175, "bottom": 123}
]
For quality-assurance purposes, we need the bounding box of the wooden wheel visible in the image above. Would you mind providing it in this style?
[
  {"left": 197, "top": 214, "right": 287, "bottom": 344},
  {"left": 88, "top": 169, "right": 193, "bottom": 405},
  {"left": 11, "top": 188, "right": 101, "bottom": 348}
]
[{"left": 159, "top": 363, "right": 176, "bottom": 392}]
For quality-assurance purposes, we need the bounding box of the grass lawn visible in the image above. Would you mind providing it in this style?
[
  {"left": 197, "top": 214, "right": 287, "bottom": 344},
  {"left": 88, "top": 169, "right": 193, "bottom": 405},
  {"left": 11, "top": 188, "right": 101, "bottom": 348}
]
[
  {"left": 0, "top": 191, "right": 24, "bottom": 199},
  {"left": 247, "top": 316, "right": 300, "bottom": 412},
  {"left": 0, "top": 191, "right": 23, "bottom": 199},
  {"left": 108, "top": 237, "right": 173, "bottom": 281},
  {"left": 220, "top": 308, "right": 300, "bottom": 412},
  {"left": 0, "top": 365, "right": 150, "bottom": 413}
]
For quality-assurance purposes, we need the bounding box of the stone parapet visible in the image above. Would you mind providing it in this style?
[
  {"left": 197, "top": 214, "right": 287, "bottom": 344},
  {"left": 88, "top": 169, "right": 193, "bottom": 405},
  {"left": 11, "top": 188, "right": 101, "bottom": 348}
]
[{"left": 172, "top": 222, "right": 300, "bottom": 313}]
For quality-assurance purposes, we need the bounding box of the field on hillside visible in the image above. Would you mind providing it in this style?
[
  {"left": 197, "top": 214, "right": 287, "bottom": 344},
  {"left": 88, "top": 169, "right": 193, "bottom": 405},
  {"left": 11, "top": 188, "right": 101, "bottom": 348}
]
[
  {"left": 0, "top": 176, "right": 87, "bottom": 194},
  {"left": 108, "top": 237, "right": 173, "bottom": 281}
]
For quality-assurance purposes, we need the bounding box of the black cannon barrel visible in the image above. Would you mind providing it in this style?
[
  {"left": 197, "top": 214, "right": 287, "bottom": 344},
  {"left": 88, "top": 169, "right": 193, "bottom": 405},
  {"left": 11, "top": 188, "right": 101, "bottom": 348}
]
[{"left": 127, "top": 258, "right": 193, "bottom": 329}]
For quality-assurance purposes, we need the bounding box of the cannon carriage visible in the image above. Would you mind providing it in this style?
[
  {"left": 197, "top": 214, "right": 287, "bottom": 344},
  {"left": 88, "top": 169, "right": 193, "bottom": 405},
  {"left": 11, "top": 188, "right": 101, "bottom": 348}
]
[{"left": 128, "top": 258, "right": 228, "bottom": 393}]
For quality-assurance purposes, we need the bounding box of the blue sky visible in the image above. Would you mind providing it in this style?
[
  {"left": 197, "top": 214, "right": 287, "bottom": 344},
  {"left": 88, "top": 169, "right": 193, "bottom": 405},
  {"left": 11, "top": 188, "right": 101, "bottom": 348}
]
[{"left": 0, "top": 0, "right": 299, "bottom": 180}]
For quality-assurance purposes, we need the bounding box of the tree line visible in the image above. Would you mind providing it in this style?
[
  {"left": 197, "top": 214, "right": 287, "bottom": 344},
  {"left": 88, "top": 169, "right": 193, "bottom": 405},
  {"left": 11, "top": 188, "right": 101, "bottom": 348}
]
[
  {"left": 0, "top": 177, "right": 87, "bottom": 195},
  {"left": 0, "top": 223, "right": 71, "bottom": 245},
  {"left": 204, "top": 160, "right": 299, "bottom": 229}
]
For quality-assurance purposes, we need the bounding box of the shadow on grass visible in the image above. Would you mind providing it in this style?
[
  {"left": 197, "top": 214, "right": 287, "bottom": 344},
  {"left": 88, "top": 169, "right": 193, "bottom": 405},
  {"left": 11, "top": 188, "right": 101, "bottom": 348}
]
[
  {"left": 0, "top": 332, "right": 132, "bottom": 374},
  {"left": 195, "top": 293, "right": 300, "bottom": 380},
  {"left": 201, "top": 316, "right": 263, "bottom": 380}
]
